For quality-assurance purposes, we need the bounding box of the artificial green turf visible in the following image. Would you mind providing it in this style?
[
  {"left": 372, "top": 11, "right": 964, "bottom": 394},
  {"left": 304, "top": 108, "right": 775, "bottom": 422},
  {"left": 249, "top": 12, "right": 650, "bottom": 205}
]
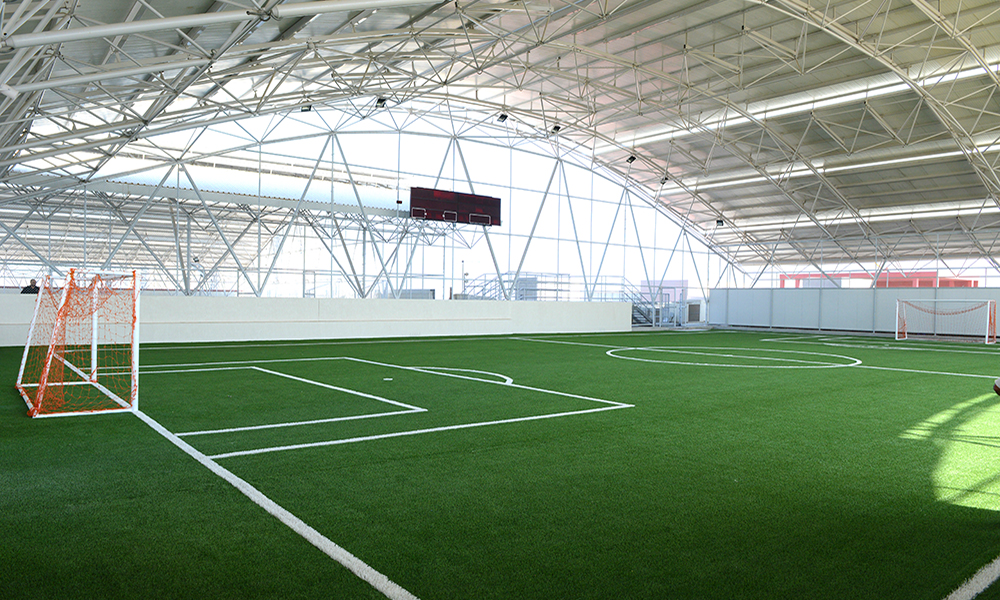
[{"left": 5, "top": 330, "right": 1000, "bottom": 599}]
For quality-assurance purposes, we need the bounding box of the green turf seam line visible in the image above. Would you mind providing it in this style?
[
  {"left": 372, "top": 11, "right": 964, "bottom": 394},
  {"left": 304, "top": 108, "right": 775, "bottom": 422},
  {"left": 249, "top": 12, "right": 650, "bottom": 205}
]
[{"left": 133, "top": 409, "right": 421, "bottom": 600}]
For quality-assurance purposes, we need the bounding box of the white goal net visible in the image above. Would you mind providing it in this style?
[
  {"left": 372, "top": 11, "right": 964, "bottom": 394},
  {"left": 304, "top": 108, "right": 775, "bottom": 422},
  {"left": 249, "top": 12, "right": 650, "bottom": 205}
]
[{"left": 896, "top": 299, "right": 996, "bottom": 343}]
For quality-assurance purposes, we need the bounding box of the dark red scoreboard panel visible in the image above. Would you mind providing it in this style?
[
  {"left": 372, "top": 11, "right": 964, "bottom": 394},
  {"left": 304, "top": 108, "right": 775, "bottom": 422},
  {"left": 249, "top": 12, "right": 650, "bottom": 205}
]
[{"left": 409, "top": 187, "right": 501, "bottom": 226}]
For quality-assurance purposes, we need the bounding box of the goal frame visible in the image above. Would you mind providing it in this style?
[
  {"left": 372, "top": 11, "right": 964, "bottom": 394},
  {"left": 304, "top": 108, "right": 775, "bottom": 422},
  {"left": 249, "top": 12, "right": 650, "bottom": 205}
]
[
  {"left": 895, "top": 298, "right": 996, "bottom": 344},
  {"left": 15, "top": 269, "right": 141, "bottom": 417}
]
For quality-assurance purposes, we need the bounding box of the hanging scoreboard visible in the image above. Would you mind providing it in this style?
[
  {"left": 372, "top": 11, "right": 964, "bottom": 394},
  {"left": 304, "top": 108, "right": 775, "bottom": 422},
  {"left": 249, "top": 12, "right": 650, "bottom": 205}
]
[{"left": 409, "top": 187, "right": 502, "bottom": 226}]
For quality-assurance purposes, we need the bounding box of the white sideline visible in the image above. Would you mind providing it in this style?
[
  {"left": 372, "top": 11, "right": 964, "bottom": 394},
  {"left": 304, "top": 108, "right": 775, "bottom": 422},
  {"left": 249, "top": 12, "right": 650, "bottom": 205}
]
[
  {"left": 133, "top": 409, "right": 420, "bottom": 600},
  {"left": 945, "top": 555, "right": 1000, "bottom": 600}
]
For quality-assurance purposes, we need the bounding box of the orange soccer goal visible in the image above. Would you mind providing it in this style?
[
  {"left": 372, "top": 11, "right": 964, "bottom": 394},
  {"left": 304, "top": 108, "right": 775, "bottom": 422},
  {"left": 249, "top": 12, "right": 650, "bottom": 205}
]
[
  {"left": 895, "top": 298, "right": 997, "bottom": 344},
  {"left": 15, "top": 270, "right": 140, "bottom": 417}
]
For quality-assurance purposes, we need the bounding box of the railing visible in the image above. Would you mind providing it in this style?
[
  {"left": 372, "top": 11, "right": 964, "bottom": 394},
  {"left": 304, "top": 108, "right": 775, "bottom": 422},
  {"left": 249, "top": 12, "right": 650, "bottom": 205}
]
[
  {"left": 462, "top": 273, "right": 621, "bottom": 302},
  {"left": 300, "top": 272, "right": 703, "bottom": 326},
  {"left": 456, "top": 274, "right": 699, "bottom": 327},
  {"left": 620, "top": 281, "right": 657, "bottom": 326}
]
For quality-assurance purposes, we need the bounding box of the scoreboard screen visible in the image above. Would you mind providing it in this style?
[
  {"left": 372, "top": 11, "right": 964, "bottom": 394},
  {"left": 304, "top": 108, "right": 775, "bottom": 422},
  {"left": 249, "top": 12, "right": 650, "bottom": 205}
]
[{"left": 409, "top": 187, "right": 502, "bottom": 226}]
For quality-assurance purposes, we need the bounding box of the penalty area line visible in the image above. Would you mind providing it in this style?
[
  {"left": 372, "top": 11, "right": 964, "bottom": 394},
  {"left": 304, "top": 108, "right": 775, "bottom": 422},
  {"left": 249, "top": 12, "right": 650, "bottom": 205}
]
[
  {"left": 209, "top": 404, "right": 634, "bottom": 460},
  {"left": 132, "top": 410, "right": 420, "bottom": 600}
]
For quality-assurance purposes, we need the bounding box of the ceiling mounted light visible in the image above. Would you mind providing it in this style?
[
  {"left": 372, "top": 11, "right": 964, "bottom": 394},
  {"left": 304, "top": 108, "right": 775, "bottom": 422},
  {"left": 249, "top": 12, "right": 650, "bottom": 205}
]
[
  {"left": 375, "top": 97, "right": 387, "bottom": 108},
  {"left": 716, "top": 219, "right": 725, "bottom": 227},
  {"left": 551, "top": 125, "right": 561, "bottom": 133},
  {"left": 300, "top": 105, "right": 312, "bottom": 112},
  {"left": 497, "top": 113, "right": 508, "bottom": 122},
  {"left": 626, "top": 155, "right": 636, "bottom": 164}
]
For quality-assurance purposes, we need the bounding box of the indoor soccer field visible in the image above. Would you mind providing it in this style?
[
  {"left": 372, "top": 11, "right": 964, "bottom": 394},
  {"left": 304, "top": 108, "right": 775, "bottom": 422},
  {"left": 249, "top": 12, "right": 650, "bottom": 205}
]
[{"left": 5, "top": 329, "right": 1000, "bottom": 600}]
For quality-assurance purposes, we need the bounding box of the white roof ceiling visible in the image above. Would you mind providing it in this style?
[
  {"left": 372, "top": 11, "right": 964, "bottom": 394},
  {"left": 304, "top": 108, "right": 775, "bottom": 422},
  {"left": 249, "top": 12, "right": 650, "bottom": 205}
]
[{"left": 2, "top": 0, "right": 1000, "bottom": 274}]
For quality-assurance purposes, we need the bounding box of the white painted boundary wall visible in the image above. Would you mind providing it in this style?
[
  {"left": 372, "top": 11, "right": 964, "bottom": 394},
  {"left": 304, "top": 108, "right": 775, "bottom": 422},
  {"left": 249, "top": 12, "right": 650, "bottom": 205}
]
[
  {"left": 0, "top": 295, "right": 631, "bottom": 347},
  {"left": 709, "top": 287, "right": 1000, "bottom": 332}
]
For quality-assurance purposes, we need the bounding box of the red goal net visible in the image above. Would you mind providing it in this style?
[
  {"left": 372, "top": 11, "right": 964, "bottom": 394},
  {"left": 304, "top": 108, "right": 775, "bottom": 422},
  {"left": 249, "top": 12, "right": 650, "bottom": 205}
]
[{"left": 16, "top": 270, "right": 139, "bottom": 417}]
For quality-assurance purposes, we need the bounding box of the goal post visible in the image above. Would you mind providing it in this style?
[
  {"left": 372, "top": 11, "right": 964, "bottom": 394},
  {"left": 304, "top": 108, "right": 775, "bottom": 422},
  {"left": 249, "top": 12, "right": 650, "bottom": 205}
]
[
  {"left": 15, "top": 269, "right": 140, "bottom": 417},
  {"left": 896, "top": 298, "right": 996, "bottom": 344}
]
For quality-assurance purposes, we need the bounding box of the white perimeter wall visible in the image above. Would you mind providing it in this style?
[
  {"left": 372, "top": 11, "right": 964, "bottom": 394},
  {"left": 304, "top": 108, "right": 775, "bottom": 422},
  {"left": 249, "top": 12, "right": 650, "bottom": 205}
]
[
  {"left": 709, "top": 287, "right": 1000, "bottom": 332},
  {"left": 0, "top": 295, "right": 631, "bottom": 347}
]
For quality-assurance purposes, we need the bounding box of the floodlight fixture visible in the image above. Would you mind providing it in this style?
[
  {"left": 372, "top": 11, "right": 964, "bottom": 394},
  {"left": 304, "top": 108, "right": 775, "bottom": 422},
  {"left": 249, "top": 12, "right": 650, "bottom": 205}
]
[
  {"left": 626, "top": 155, "right": 636, "bottom": 164},
  {"left": 551, "top": 125, "right": 561, "bottom": 133},
  {"left": 498, "top": 113, "right": 508, "bottom": 122},
  {"left": 376, "top": 97, "right": 387, "bottom": 108},
  {"left": 716, "top": 219, "right": 725, "bottom": 227},
  {"left": 301, "top": 105, "right": 312, "bottom": 112}
]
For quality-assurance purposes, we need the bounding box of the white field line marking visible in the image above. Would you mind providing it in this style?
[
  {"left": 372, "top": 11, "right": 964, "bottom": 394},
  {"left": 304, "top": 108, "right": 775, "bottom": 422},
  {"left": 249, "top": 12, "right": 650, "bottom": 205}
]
[
  {"left": 512, "top": 336, "right": 620, "bottom": 349},
  {"left": 763, "top": 335, "right": 1000, "bottom": 356},
  {"left": 612, "top": 346, "right": 856, "bottom": 366},
  {"left": 143, "top": 365, "right": 261, "bottom": 374},
  {"left": 178, "top": 410, "right": 423, "bottom": 437},
  {"left": 855, "top": 365, "right": 997, "bottom": 379},
  {"left": 53, "top": 354, "right": 130, "bottom": 408},
  {"left": 606, "top": 346, "right": 860, "bottom": 369},
  {"left": 522, "top": 330, "right": 709, "bottom": 340},
  {"left": 133, "top": 410, "right": 419, "bottom": 600},
  {"left": 142, "top": 356, "right": 349, "bottom": 371},
  {"left": 53, "top": 354, "right": 87, "bottom": 381},
  {"left": 521, "top": 335, "right": 1000, "bottom": 598},
  {"left": 145, "top": 356, "right": 520, "bottom": 389},
  {"left": 252, "top": 366, "right": 424, "bottom": 410},
  {"left": 174, "top": 366, "right": 426, "bottom": 437},
  {"left": 517, "top": 336, "right": 863, "bottom": 369},
  {"left": 413, "top": 367, "right": 513, "bottom": 385},
  {"left": 32, "top": 407, "right": 133, "bottom": 419},
  {"left": 208, "top": 404, "right": 633, "bottom": 460},
  {"left": 339, "top": 356, "right": 631, "bottom": 407},
  {"left": 142, "top": 335, "right": 513, "bottom": 352},
  {"left": 945, "top": 554, "right": 1000, "bottom": 600},
  {"left": 142, "top": 330, "right": 704, "bottom": 354},
  {"left": 152, "top": 358, "right": 630, "bottom": 451},
  {"left": 762, "top": 337, "right": 1000, "bottom": 600}
]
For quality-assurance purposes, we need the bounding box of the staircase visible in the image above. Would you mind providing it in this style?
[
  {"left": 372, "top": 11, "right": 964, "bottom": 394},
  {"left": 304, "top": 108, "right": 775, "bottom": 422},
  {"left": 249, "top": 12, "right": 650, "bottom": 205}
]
[{"left": 621, "top": 282, "right": 658, "bottom": 327}]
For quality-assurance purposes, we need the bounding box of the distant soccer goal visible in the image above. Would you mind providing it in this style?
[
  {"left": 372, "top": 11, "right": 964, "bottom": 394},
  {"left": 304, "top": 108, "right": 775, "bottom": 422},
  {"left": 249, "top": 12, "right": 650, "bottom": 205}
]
[
  {"left": 16, "top": 269, "right": 140, "bottom": 417},
  {"left": 895, "top": 299, "right": 996, "bottom": 344}
]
